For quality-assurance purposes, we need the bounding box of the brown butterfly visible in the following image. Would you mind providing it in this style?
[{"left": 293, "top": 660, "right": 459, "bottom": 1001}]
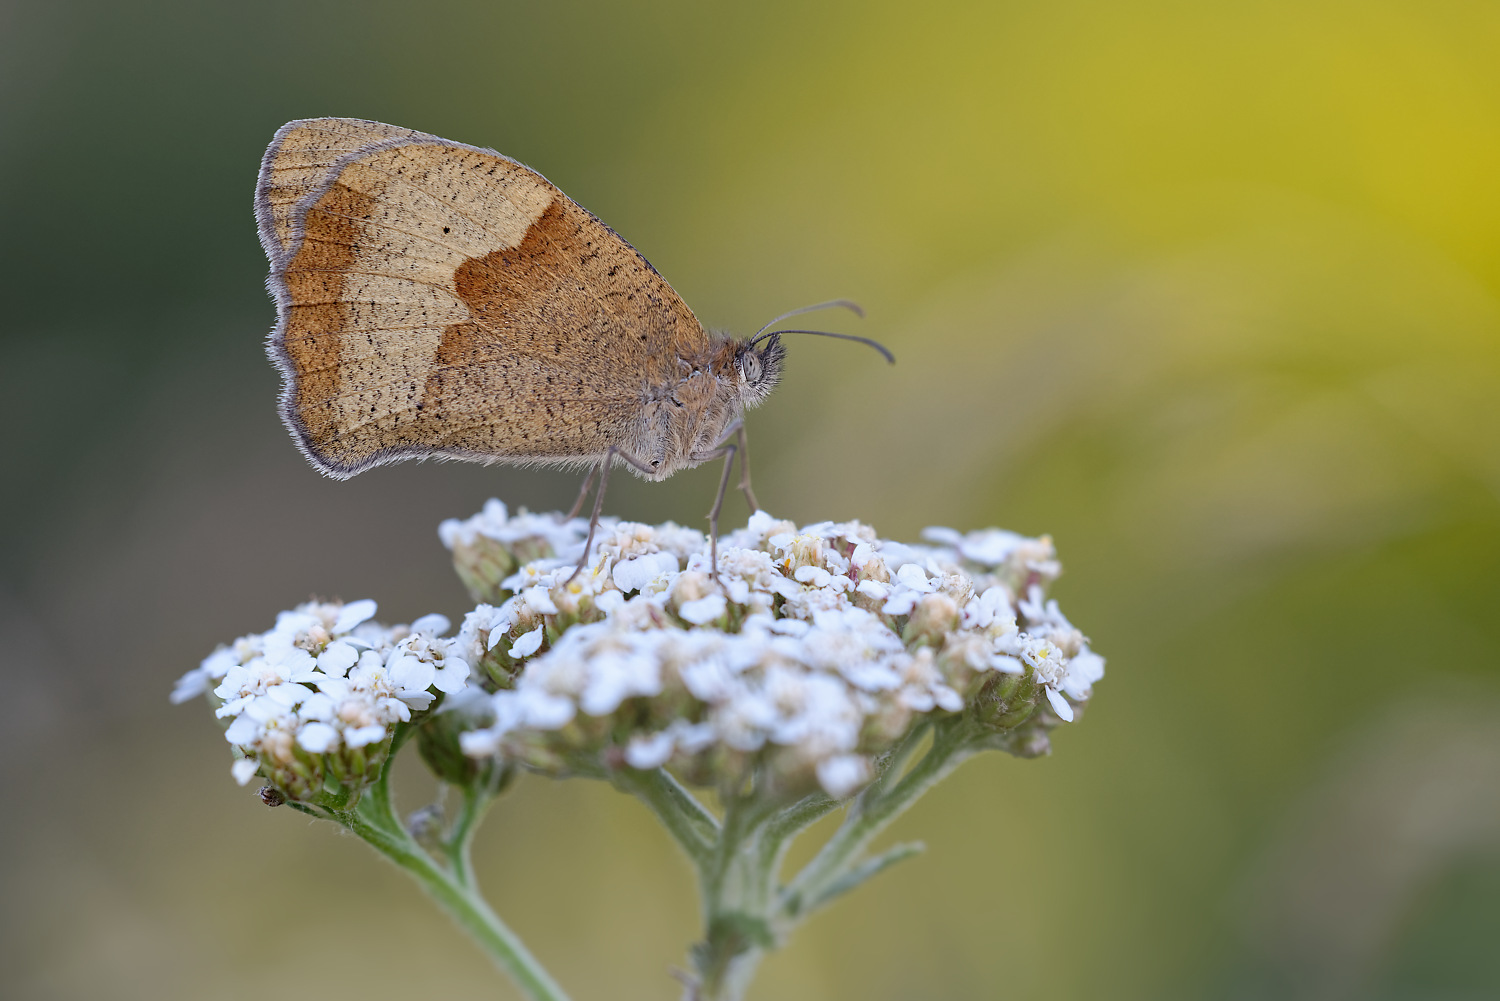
[{"left": 256, "top": 118, "right": 891, "bottom": 573}]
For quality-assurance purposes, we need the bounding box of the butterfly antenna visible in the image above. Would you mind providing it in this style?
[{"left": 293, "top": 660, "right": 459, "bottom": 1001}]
[
  {"left": 749, "top": 328, "right": 895, "bottom": 364},
  {"left": 750, "top": 299, "right": 865, "bottom": 341}
]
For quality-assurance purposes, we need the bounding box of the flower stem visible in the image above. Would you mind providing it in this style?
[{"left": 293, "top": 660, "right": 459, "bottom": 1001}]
[
  {"left": 344, "top": 807, "right": 571, "bottom": 1001},
  {"left": 445, "top": 784, "right": 489, "bottom": 889},
  {"left": 693, "top": 794, "right": 777, "bottom": 1001},
  {"left": 326, "top": 733, "right": 570, "bottom": 1001},
  {"left": 782, "top": 716, "right": 979, "bottom": 919},
  {"left": 611, "top": 766, "right": 720, "bottom": 866}
]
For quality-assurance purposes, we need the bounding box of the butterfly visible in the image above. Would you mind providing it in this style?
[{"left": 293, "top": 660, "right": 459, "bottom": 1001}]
[{"left": 255, "top": 118, "right": 890, "bottom": 574}]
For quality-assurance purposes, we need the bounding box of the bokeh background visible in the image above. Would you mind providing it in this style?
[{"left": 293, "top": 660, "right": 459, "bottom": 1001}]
[{"left": 5, "top": 1, "right": 1500, "bottom": 998}]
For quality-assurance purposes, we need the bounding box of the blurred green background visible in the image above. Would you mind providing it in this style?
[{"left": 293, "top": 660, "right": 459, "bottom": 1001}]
[{"left": 5, "top": 1, "right": 1500, "bottom": 998}]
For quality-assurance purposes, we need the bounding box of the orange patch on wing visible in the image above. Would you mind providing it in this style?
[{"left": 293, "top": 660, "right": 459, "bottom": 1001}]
[
  {"left": 419, "top": 198, "right": 627, "bottom": 454},
  {"left": 282, "top": 182, "right": 377, "bottom": 446}
]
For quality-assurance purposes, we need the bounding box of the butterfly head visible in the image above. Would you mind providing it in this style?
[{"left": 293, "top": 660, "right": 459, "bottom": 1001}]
[{"left": 734, "top": 334, "right": 785, "bottom": 407}]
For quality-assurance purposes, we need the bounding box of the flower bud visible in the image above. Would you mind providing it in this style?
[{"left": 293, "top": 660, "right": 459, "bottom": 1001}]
[
  {"left": 970, "top": 671, "right": 1042, "bottom": 732},
  {"left": 418, "top": 692, "right": 512, "bottom": 789},
  {"left": 903, "top": 593, "right": 958, "bottom": 648},
  {"left": 450, "top": 536, "right": 519, "bottom": 604}
]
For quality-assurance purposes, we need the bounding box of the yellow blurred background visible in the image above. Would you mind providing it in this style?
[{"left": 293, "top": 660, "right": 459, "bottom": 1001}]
[{"left": 5, "top": 1, "right": 1500, "bottom": 998}]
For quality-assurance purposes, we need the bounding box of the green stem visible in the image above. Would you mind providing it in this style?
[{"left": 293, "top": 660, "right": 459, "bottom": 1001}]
[
  {"left": 783, "top": 717, "right": 979, "bottom": 919},
  {"left": 694, "top": 794, "right": 776, "bottom": 1001},
  {"left": 611, "top": 766, "right": 720, "bottom": 866},
  {"left": 445, "top": 784, "right": 489, "bottom": 889},
  {"left": 321, "top": 737, "right": 569, "bottom": 1001},
  {"left": 344, "top": 807, "right": 571, "bottom": 1001}
]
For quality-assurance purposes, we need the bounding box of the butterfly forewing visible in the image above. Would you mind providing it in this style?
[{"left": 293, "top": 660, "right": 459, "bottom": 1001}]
[
  {"left": 261, "top": 124, "right": 708, "bottom": 478},
  {"left": 256, "top": 118, "right": 424, "bottom": 264}
]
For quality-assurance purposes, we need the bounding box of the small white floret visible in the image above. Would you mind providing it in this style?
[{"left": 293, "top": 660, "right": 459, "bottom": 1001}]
[
  {"left": 510, "top": 625, "right": 545, "bottom": 659},
  {"left": 332, "top": 599, "right": 378, "bottom": 634},
  {"left": 817, "top": 754, "right": 872, "bottom": 798},
  {"left": 625, "top": 731, "right": 676, "bottom": 769},
  {"left": 679, "top": 594, "right": 727, "bottom": 625},
  {"left": 297, "top": 722, "right": 339, "bottom": 753}
]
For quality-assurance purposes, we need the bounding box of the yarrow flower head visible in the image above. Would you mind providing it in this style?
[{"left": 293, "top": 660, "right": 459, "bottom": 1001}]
[
  {"left": 178, "top": 501, "right": 1104, "bottom": 806},
  {"left": 173, "top": 599, "right": 470, "bottom": 803},
  {"left": 440, "top": 502, "right": 1105, "bottom": 800}
]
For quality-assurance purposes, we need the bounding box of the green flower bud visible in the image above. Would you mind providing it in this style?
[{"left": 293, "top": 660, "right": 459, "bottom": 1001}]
[
  {"left": 970, "top": 671, "right": 1042, "bottom": 732},
  {"left": 450, "top": 536, "right": 520, "bottom": 604},
  {"left": 903, "top": 593, "right": 958, "bottom": 648}
]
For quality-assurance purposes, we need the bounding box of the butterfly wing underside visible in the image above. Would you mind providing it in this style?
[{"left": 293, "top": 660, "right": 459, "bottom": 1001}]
[
  {"left": 259, "top": 119, "right": 707, "bottom": 478},
  {"left": 256, "top": 118, "right": 423, "bottom": 266}
]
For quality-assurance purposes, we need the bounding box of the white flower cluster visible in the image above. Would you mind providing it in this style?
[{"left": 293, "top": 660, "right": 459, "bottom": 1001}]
[
  {"left": 178, "top": 503, "right": 1104, "bottom": 804},
  {"left": 444, "top": 503, "right": 1105, "bottom": 799},
  {"left": 173, "top": 600, "right": 468, "bottom": 798}
]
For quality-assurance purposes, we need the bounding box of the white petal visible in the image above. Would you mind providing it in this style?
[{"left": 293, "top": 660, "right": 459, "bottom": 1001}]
[
  {"left": 332, "top": 599, "right": 378, "bottom": 634},
  {"left": 432, "top": 657, "right": 471, "bottom": 694},
  {"left": 199, "top": 648, "right": 240, "bottom": 680},
  {"left": 265, "top": 682, "right": 306, "bottom": 708},
  {"left": 509, "top": 625, "right": 545, "bottom": 659},
  {"left": 410, "top": 613, "right": 451, "bottom": 636},
  {"left": 934, "top": 685, "right": 964, "bottom": 712},
  {"left": 816, "top": 754, "right": 872, "bottom": 798},
  {"left": 612, "top": 553, "right": 676, "bottom": 593},
  {"left": 230, "top": 759, "right": 260, "bottom": 786},
  {"left": 244, "top": 694, "right": 287, "bottom": 723},
  {"left": 624, "top": 731, "right": 675, "bottom": 769},
  {"left": 297, "top": 722, "right": 339, "bottom": 753},
  {"left": 920, "top": 526, "right": 964, "bottom": 546},
  {"left": 460, "top": 729, "right": 502, "bottom": 756},
  {"left": 387, "top": 653, "right": 435, "bottom": 694},
  {"left": 992, "top": 655, "right": 1026, "bottom": 675},
  {"left": 317, "top": 641, "right": 359, "bottom": 675},
  {"left": 523, "top": 586, "right": 559, "bottom": 615},
  {"left": 960, "top": 531, "right": 1022, "bottom": 566},
  {"left": 379, "top": 696, "right": 414, "bottom": 721},
  {"left": 881, "top": 591, "right": 919, "bottom": 616},
  {"left": 398, "top": 691, "right": 434, "bottom": 711},
  {"left": 299, "top": 692, "right": 336, "bottom": 720},
  {"left": 794, "top": 565, "right": 832, "bottom": 588},
  {"left": 275, "top": 648, "right": 319, "bottom": 680},
  {"left": 315, "top": 676, "right": 352, "bottom": 700},
  {"left": 223, "top": 715, "right": 259, "bottom": 745},
  {"left": 170, "top": 669, "right": 210, "bottom": 704},
  {"left": 1045, "top": 687, "right": 1075, "bottom": 722},
  {"left": 895, "top": 563, "right": 936, "bottom": 593},
  {"left": 521, "top": 692, "right": 576, "bottom": 729},
  {"left": 678, "top": 594, "right": 727, "bottom": 625},
  {"left": 346, "top": 724, "right": 387, "bottom": 748},
  {"left": 215, "top": 694, "right": 252, "bottom": 719}
]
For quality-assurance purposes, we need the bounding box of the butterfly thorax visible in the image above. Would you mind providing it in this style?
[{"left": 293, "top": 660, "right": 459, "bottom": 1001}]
[{"left": 628, "top": 336, "right": 783, "bottom": 480}]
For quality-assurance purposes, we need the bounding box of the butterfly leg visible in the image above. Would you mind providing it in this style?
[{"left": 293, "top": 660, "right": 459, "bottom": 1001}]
[
  {"left": 732, "top": 422, "right": 758, "bottom": 513},
  {"left": 692, "top": 429, "right": 750, "bottom": 587},
  {"left": 701, "top": 420, "right": 757, "bottom": 512},
  {"left": 565, "top": 465, "right": 599, "bottom": 521},
  {"left": 706, "top": 444, "right": 739, "bottom": 586},
  {"left": 566, "top": 446, "right": 657, "bottom": 585}
]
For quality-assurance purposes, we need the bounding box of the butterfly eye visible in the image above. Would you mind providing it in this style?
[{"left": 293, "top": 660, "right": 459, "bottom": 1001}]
[{"left": 741, "top": 354, "right": 762, "bottom": 382}]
